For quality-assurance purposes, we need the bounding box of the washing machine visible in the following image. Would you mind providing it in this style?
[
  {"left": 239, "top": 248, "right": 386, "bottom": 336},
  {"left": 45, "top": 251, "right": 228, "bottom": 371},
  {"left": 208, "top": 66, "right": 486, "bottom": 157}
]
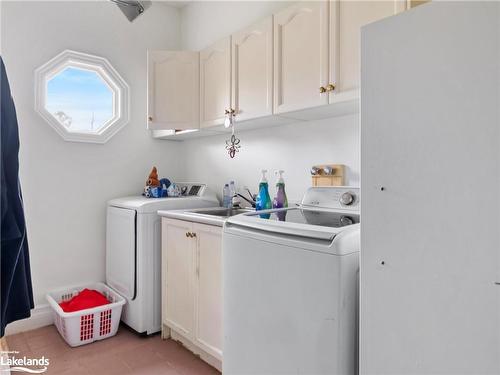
[
  {"left": 106, "top": 183, "right": 218, "bottom": 335},
  {"left": 223, "top": 186, "right": 360, "bottom": 374}
]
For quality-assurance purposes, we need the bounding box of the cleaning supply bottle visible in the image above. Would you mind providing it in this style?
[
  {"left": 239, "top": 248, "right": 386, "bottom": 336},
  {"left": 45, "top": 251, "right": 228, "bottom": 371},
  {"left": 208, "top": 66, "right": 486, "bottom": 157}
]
[
  {"left": 255, "top": 170, "right": 272, "bottom": 218},
  {"left": 222, "top": 184, "right": 231, "bottom": 208},
  {"left": 229, "top": 181, "right": 236, "bottom": 201},
  {"left": 273, "top": 170, "right": 288, "bottom": 209},
  {"left": 273, "top": 170, "right": 288, "bottom": 222},
  {"left": 229, "top": 180, "right": 241, "bottom": 208}
]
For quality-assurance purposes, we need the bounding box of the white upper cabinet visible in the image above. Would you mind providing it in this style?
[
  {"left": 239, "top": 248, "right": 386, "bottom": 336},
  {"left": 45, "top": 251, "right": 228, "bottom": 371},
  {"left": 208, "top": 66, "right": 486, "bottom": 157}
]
[
  {"left": 200, "top": 37, "right": 231, "bottom": 128},
  {"left": 231, "top": 16, "right": 273, "bottom": 122},
  {"left": 273, "top": 1, "right": 330, "bottom": 114},
  {"left": 149, "top": 1, "right": 414, "bottom": 139},
  {"left": 331, "top": 0, "right": 401, "bottom": 101},
  {"left": 147, "top": 51, "right": 199, "bottom": 130}
]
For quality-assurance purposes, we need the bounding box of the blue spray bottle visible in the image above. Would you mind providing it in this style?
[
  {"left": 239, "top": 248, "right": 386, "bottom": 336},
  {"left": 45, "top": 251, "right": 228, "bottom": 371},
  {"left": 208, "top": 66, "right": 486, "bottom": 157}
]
[{"left": 255, "top": 170, "right": 272, "bottom": 218}]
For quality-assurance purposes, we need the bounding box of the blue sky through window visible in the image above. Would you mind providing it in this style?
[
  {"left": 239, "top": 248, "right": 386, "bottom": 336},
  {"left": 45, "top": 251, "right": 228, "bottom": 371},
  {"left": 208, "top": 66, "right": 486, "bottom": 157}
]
[{"left": 46, "top": 67, "right": 114, "bottom": 132}]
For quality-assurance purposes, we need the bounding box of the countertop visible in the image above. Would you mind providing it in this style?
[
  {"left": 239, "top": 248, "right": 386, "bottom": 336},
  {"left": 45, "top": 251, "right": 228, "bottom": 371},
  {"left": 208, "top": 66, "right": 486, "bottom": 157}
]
[{"left": 158, "top": 207, "right": 234, "bottom": 227}]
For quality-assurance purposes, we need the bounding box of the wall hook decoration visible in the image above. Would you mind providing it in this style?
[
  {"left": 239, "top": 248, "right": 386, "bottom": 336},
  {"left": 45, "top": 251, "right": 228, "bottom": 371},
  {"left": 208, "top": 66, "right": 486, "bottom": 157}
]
[
  {"left": 225, "top": 128, "right": 241, "bottom": 158},
  {"left": 224, "top": 108, "right": 241, "bottom": 158}
]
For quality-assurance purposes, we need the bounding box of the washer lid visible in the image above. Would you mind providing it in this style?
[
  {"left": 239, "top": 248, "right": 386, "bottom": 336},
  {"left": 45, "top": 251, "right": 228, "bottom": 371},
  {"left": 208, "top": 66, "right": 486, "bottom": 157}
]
[
  {"left": 227, "top": 207, "right": 359, "bottom": 242},
  {"left": 108, "top": 196, "right": 216, "bottom": 213},
  {"left": 257, "top": 207, "right": 359, "bottom": 227}
]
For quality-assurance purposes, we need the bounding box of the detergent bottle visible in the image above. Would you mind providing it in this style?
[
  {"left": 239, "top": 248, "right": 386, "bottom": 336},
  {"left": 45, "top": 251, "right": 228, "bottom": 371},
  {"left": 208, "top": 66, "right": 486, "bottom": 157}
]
[
  {"left": 272, "top": 170, "right": 288, "bottom": 209},
  {"left": 255, "top": 170, "right": 272, "bottom": 218}
]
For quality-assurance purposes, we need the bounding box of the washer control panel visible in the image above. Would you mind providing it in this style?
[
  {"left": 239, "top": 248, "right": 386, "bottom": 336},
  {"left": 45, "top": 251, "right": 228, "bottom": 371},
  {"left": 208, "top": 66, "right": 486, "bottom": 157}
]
[
  {"left": 340, "top": 192, "right": 355, "bottom": 206},
  {"left": 301, "top": 186, "right": 360, "bottom": 211}
]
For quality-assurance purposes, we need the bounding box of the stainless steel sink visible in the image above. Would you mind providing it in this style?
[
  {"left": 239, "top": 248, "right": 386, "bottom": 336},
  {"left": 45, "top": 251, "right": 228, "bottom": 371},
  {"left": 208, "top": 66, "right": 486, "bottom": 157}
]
[{"left": 192, "top": 208, "right": 253, "bottom": 218}]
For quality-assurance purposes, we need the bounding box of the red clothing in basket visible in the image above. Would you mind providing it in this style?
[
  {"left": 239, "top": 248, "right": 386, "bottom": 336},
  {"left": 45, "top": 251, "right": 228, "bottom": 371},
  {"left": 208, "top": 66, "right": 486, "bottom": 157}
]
[{"left": 59, "top": 289, "right": 110, "bottom": 312}]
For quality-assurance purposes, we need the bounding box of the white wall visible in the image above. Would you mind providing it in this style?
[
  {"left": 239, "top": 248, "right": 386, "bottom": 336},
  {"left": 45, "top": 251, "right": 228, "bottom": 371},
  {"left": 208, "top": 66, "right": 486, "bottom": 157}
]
[
  {"left": 179, "top": 1, "right": 360, "bottom": 201},
  {"left": 182, "top": 115, "right": 360, "bottom": 203},
  {"left": 1, "top": 1, "right": 183, "bottom": 308}
]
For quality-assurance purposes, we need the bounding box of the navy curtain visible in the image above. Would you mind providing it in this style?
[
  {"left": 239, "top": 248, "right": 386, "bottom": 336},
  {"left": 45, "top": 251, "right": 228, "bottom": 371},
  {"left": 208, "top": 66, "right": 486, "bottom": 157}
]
[{"left": 0, "top": 57, "right": 34, "bottom": 337}]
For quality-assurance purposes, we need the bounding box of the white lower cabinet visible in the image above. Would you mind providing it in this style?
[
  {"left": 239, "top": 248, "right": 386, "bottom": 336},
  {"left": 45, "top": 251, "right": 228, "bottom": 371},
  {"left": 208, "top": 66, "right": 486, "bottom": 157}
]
[
  {"left": 162, "top": 218, "right": 195, "bottom": 338},
  {"left": 161, "top": 218, "right": 222, "bottom": 370}
]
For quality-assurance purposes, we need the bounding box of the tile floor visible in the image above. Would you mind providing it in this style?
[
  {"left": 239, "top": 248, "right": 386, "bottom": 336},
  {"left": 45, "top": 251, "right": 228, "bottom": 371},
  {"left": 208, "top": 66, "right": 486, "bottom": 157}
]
[{"left": 6, "top": 325, "right": 220, "bottom": 375}]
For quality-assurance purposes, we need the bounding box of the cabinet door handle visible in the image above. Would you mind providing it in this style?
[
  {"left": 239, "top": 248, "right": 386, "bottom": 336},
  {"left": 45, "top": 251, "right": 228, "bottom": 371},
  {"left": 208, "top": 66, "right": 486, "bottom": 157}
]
[
  {"left": 148, "top": 116, "right": 153, "bottom": 121},
  {"left": 326, "top": 83, "right": 335, "bottom": 92},
  {"left": 319, "top": 86, "right": 326, "bottom": 93},
  {"left": 196, "top": 248, "right": 200, "bottom": 277},
  {"left": 191, "top": 232, "right": 197, "bottom": 238},
  {"left": 185, "top": 232, "right": 190, "bottom": 237}
]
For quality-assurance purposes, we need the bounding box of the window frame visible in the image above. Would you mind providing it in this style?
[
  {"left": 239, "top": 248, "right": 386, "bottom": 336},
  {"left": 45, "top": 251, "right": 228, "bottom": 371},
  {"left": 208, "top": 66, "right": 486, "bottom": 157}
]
[{"left": 34, "top": 50, "right": 130, "bottom": 144}]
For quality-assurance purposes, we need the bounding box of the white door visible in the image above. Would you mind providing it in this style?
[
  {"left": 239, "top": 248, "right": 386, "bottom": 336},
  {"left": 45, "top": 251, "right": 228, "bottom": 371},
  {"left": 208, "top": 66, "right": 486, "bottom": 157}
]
[
  {"left": 193, "top": 223, "right": 223, "bottom": 360},
  {"left": 147, "top": 51, "right": 199, "bottom": 130},
  {"left": 360, "top": 2, "right": 500, "bottom": 374},
  {"left": 231, "top": 16, "right": 273, "bottom": 122},
  {"left": 273, "top": 1, "right": 329, "bottom": 114},
  {"left": 162, "top": 218, "right": 195, "bottom": 338},
  {"left": 106, "top": 207, "right": 136, "bottom": 300},
  {"left": 330, "top": 0, "right": 399, "bottom": 102},
  {"left": 200, "top": 37, "right": 231, "bottom": 128}
]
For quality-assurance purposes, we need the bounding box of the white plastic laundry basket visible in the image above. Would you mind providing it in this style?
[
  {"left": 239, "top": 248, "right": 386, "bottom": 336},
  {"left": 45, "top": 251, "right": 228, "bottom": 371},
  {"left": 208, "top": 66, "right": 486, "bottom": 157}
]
[{"left": 46, "top": 282, "right": 125, "bottom": 347}]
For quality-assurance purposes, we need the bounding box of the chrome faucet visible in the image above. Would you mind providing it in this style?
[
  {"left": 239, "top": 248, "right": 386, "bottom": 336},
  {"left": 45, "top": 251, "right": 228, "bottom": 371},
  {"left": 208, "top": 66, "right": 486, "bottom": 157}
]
[{"left": 232, "top": 187, "right": 256, "bottom": 208}]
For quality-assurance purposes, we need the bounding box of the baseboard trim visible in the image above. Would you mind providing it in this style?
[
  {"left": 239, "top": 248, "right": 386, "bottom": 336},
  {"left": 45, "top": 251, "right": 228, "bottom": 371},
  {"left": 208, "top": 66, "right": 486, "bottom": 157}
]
[
  {"left": 5, "top": 304, "right": 53, "bottom": 336},
  {"left": 167, "top": 327, "right": 222, "bottom": 372}
]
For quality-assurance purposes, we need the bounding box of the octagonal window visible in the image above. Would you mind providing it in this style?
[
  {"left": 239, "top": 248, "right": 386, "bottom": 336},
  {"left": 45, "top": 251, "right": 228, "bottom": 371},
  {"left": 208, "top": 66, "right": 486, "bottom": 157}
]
[
  {"left": 35, "top": 50, "right": 129, "bottom": 143},
  {"left": 46, "top": 67, "right": 114, "bottom": 133}
]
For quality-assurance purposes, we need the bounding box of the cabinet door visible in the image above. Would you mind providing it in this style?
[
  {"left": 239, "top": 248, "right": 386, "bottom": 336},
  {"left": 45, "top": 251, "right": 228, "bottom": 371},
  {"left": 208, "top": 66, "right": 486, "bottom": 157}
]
[
  {"left": 274, "top": 1, "right": 329, "bottom": 114},
  {"left": 162, "top": 218, "right": 195, "bottom": 338},
  {"left": 147, "top": 51, "right": 199, "bottom": 130},
  {"left": 331, "top": 1, "right": 398, "bottom": 100},
  {"left": 200, "top": 37, "right": 231, "bottom": 128},
  {"left": 231, "top": 16, "right": 273, "bottom": 122},
  {"left": 193, "top": 223, "right": 223, "bottom": 360}
]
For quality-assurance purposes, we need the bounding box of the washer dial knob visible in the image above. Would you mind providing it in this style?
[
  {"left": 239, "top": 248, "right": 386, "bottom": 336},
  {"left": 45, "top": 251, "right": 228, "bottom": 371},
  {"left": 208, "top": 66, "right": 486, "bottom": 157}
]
[
  {"left": 340, "top": 216, "right": 354, "bottom": 226},
  {"left": 340, "top": 192, "right": 354, "bottom": 206}
]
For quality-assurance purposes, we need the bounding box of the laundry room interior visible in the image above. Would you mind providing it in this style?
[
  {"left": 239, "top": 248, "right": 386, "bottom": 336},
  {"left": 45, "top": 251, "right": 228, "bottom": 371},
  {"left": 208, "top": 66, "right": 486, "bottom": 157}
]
[{"left": 1, "top": 1, "right": 498, "bottom": 375}]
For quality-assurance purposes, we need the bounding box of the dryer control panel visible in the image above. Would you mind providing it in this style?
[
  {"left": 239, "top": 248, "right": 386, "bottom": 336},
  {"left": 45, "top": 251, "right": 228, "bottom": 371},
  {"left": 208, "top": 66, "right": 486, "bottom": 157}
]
[{"left": 175, "top": 183, "right": 207, "bottom": 196}]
